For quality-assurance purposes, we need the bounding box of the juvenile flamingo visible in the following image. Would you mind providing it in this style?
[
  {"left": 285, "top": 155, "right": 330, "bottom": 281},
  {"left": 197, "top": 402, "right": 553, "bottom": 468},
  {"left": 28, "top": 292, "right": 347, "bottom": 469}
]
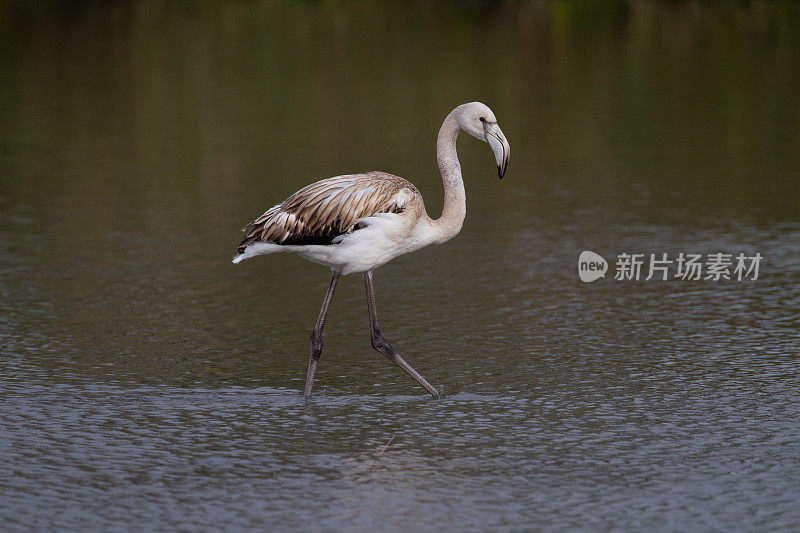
[{"left": 233, "top": 102, "right": 510, "bottom": 398}]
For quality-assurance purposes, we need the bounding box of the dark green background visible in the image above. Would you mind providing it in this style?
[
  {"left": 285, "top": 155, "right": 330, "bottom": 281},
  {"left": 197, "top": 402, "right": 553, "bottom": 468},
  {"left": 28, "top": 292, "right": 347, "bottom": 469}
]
[{"left": 1, "top": 2, "right": 798, "bottom": 530}]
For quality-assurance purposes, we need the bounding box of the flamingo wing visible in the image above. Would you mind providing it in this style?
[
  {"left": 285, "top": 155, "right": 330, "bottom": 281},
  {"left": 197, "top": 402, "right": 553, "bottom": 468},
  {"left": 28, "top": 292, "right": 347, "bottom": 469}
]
[{"left": 237, "top": 172, "right": 419, "bottom": 253}]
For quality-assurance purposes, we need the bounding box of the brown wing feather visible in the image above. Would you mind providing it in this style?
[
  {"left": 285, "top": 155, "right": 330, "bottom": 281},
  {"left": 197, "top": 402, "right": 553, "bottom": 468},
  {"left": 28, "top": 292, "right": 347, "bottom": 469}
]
[{"left": 237, "top": 172, "right": 419, "bottom": 253}]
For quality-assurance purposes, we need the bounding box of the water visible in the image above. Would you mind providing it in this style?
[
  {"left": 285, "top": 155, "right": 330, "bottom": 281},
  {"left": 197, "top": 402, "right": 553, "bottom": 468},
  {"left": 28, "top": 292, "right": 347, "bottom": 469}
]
[{"left": 1, "top": 1, "right": 799, "bottom": 530}]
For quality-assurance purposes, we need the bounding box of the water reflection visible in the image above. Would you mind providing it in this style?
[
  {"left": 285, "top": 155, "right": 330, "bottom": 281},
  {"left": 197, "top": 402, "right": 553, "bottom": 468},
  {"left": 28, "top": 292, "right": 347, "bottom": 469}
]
[{"left": 1, "top": 1, "right": 799, "bottom": 530}]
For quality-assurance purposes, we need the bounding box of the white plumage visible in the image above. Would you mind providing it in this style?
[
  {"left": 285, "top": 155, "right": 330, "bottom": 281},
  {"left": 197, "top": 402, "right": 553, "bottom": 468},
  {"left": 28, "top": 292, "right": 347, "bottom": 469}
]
[{"left": 233, "top": 172, "right": 428, "bottom": 274}]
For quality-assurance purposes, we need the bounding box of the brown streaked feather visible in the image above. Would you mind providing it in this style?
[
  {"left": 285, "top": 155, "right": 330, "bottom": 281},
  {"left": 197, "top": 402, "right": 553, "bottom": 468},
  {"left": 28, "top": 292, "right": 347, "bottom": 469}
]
[{"left": 237, "top": 172, "right": 421, "bottom": 253}]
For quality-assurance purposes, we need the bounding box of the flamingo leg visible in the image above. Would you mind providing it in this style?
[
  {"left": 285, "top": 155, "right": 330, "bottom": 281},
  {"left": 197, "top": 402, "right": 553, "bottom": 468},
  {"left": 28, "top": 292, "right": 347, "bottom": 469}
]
[
  {"left": 304, "top": 270, "right": 340, "bottom": 398},
  {"left": 363, "top": 271, "right": 441, "bottom": 398}
]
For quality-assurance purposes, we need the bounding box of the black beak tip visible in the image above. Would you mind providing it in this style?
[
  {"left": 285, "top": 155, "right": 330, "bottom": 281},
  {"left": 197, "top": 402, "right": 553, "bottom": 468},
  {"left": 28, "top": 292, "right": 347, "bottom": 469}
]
[{"left": 498, "top": 165, "right": 506, "bottom": 180}]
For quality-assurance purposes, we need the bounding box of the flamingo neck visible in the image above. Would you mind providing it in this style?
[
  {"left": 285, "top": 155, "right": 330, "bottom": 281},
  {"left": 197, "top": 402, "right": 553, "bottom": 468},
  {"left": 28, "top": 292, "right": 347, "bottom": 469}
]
[{"left": 429, "top": 109, "right": 466, "bottom": 244}]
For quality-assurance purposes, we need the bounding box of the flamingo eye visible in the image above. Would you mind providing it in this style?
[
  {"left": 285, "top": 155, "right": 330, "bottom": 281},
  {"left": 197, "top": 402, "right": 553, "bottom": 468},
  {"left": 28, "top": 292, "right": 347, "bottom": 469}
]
[{"left": 479, "top": 117, "right": 486, "bottom": 123}]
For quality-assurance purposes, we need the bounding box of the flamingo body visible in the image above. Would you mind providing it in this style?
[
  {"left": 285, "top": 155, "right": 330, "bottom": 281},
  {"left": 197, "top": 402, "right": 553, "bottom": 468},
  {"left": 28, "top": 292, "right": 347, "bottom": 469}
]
[{"left": 233, "top": 172, "right": 432, "bottom": 275}]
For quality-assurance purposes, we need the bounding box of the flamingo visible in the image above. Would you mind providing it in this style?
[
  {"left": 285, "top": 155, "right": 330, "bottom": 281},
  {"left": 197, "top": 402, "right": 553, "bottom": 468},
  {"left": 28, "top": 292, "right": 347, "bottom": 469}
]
[{"left": 233, "top": 102, "right": 510, "bottom": 398}]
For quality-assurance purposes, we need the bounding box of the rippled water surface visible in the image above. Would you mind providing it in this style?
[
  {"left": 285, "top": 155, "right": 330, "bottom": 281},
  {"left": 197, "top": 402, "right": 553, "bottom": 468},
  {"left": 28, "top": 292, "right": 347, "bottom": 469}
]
[{"left": 1, "top": 2, "right": 799, "bottom": 531}]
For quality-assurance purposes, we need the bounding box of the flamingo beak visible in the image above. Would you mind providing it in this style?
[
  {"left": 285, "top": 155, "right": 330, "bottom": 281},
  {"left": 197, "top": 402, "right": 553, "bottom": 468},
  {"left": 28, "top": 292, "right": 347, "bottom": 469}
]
[{"left": 484, "top": 123, "right": 510, "bottom": 179}]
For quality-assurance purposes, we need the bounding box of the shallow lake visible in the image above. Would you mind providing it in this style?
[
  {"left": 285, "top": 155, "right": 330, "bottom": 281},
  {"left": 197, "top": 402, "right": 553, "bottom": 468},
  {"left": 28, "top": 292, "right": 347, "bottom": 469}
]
[{"left": 1, "top": 1, "right": 799, "bottom": 530}]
